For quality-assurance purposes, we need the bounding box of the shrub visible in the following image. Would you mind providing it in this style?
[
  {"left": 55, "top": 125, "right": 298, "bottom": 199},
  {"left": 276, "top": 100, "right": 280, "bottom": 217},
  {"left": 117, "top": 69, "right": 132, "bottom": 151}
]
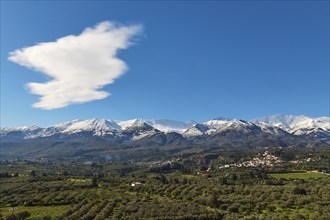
[{"left": 293, "top": 187, "right": 307, "bottom": 195}]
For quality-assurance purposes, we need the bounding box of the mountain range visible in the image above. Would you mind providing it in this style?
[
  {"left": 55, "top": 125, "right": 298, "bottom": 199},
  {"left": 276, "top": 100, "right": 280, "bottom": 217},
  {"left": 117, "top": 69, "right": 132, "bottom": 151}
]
[{"left": 1, "top": 115, "right": 329, "bottom": 161}]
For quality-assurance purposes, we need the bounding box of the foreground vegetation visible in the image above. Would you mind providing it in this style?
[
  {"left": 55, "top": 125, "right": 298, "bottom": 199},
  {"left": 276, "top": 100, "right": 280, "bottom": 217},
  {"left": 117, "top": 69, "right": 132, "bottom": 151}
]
[{"left": 0, "top": 147, "right": 329, "bottom": 219}]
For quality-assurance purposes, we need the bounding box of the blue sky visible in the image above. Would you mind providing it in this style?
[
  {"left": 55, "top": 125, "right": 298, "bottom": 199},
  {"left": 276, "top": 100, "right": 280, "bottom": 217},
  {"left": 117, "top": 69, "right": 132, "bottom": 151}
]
[{"left": 1, "top": 1, "right": 329, "bottom": 127}]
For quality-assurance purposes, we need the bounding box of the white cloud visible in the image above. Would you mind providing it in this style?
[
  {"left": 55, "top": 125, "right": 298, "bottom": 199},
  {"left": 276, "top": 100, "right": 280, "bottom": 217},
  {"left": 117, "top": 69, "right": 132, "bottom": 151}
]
[{"left": 8, "top": 21, "right": 142, "bottom": 109}]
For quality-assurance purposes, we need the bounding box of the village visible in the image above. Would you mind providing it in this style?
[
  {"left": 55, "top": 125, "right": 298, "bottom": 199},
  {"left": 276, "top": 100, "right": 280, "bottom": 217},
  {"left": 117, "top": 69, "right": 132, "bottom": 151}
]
[{"left": 219, "top": 151, "right": 284, "bottom": 169}]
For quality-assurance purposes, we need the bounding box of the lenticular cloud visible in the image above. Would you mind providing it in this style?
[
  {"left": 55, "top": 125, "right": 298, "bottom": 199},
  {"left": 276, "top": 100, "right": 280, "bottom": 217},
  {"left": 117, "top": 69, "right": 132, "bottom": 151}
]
[{"left": 8, "top": 21, "right": 142, "bottom": 109}]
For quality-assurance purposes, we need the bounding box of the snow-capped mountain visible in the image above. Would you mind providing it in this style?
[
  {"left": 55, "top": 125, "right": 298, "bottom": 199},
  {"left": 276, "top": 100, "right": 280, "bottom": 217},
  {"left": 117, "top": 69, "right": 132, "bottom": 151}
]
[
  {"left": 0, "top": 126, "right": 43, "bottom": 140},
  {"left": 117, "top": 119, "right": 194, "bottom": 133},
  {"left": 55, "top": 119, "right": 120, "bottom": 134},
  {"left": 117, "top": 119, "right": 145, "bottom": 130},
  {"left": 118, "top": 120, "right": 160, "bottom": 140},
  {"left": 21, "top": 119, "right": 121, "bottom": 139},
  {"left": 255, "top": 122, "right": 290, "bottom": 136},
  {"left": 204, "top": 119, "right": 260, "bottom": 135},
  {"left": 251, "top": 114, "right": 311, "bottom": 130},
  {"left": 183, "top": 119, "right": 271, "bottom": 137},
  {"left": 252, "top": 114, "right": 330, "bottom": 137},
  {"left": 144, "top": 119, "right": 195, "bottom": 133},
  {"left": 0, "top": 125, "right": 41, "bottom": 134},
  {"left": 1, "top": 115, "right": 329, "bottom": 141},
  {"left": 1, "top": 115, "right": 329, "bottom": 161},
  {"left": 182, "top": 124, "right": 209, "bottom": 137},
  {"left": 1, "top": 118, "right": 191, "bottom": 141}
]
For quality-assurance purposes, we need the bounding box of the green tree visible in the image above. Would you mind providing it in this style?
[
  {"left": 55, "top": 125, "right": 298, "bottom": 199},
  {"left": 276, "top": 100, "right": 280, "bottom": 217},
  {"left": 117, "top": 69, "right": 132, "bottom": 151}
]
[
  {"left": 91, "top": 177, "right": 98, "bottom": 187},
  {"left": 293, "top": 187, "right": 307, "bottom": 195},
  {"left": 30, "top": 170, "right": 36, "bottom": 177},
  {"left": 16, "top": 211, "right": 31, "bottom": 220}
]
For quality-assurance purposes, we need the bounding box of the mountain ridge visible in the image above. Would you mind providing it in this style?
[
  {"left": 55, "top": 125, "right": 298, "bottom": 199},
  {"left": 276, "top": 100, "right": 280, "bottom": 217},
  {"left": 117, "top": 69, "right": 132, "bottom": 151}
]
[
  {"left": 1, "top": 115, "right": 329, "bottom": 140},
  {"left": 1, "top": 114, "right": 329, "bottom": 161}
]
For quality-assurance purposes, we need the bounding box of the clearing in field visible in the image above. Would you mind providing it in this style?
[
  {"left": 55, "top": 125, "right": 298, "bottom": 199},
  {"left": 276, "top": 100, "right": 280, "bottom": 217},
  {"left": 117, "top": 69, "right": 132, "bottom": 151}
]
[
  {"left": 269, "top": 172, "right": 328, "bottom": 180},
  {"left": 0, "top": 205, "right": 70, "bottom": 218}
]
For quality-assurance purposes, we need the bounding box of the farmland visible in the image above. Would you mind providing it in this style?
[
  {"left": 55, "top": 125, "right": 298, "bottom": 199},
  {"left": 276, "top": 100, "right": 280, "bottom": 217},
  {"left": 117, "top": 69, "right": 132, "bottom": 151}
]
[
  {"left": 0, "top": 147, "right": 329, "bottom": 219},
  {"left": 269, "top": 172, "right": 328, "bottom": 180}
]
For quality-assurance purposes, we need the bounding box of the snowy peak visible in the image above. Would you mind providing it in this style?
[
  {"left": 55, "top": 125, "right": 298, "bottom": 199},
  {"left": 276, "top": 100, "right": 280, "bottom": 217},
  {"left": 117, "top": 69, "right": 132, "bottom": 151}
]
[
  {"left": 183, "top": 119, "right": 261, "bottom": 137},
  {"left": 144, "top": 119, "right": 195, "bottom": 133},
  {"left": 251, "top": 114, "right": 311, "bottom": 130},
  {"left": 49, "top": 119, "right": 120, "bottom": 136},
  {"left": 116, "top": 119, "right": 161, "bottom": 140},
  {"left": 20, "top": 119, "right": 122, "bottom": 138},
  {"left": 117, "top": 119, "right": 149, "bottom": 130},
  {"left": 1, "top": 115, "right": 329, "bottom": 140},
  {"left": 0, "top": 126, "right": 42, "bottom": 139},
  {"left": 292, "top": 117, "right": 330, "bottom": 130},
  {"left": 204, "top": 119, "right": 259, "bottom": 134},
  {"left": 116, "top": 119, "right": 194, "bottom": 133},
  {"left": 1, "top": 125, "right": 41, "bottom": 133},
  {"left": 256, "top": 122, "right": 289, "bottom": 136},
  {"left": 182, "top": 123, "right": 209, "bottom": 137},
  {"left": 289, "top": 117, "right": 330, "bottom": 137},
  {"left": 61, "top": 119, "right": 120, "bottom": 132},
  {"left": 252, "top": 114, "right": 330, "bottom": 137}
]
